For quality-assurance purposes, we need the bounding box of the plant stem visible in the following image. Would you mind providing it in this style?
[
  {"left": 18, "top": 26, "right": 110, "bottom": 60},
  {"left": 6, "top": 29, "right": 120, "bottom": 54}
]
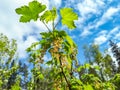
[
  {"left": 59, "top": 55, "right": 71, "bottom": 90},
  {"left": 54, "top": 18, "right": 61, "bottom": 29},
  {"left": 42, "top": 21, "right": 51, "bottom": 32},
  {"left": 70, "top": 61, "right": 73, "bottom": 79},
  {"left": 52, "top": 19, "right": 55, "bottom": 30}
]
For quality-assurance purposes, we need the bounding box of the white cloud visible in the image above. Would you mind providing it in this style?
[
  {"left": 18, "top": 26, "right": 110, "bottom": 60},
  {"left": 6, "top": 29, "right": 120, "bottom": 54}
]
[
  {"left": 114, "top": 32, "right": 120, "bottom": 39},
  {"left": 94, "top": 30, "right": 108, "bottom": 45},
  {"left": 76, "top": 0, "right": 105, "bottom": 37},
  {"left": 117, "top": 42, "right": 120, "bottom": 47},
  {"left": 98, "top": 30, "right": 108, "bottom": 35},
  {"left": 109, "top": 26, "right": 119, "bottom": 35},
  {"left": 94, "top": 26, "right": 120, "bottom": 45},
  {"left": 76, "top": 0, "right": 120, "bottom": 38},
  {"left": 96, "top": 7, "right": 120, "bottom": 28},
  {"left": 80, "top": 29, "right": 91, "bottom": 37},
  {"left": 17, "top": 36, "right": 38, "bottom": 58},
  {"left": 79, "top": 22, "right": 96, "bottom": 37},
  {"left": 14, "top": 0, "right": 49, "bottom": 7},
  {"left": 77, "top": 0, "right": 105, "bottom": 17},
  {"left": 106, "top": 26, "right": 120, "bottom": 39},
  {"left": 49, "top": 0, "right": 61, "bottom": 8},
  {"left": 79, "top": 6, "right": 120, "bottom": 37},
  {"left": 94, "top": 35, "right": 107, "bottom": 45}
]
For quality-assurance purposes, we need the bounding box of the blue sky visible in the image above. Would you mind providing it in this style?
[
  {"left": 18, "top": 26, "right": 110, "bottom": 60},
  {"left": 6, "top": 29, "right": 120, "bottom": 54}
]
[{"left": 0, "top": 0, "right": 120, "bottom": 64}]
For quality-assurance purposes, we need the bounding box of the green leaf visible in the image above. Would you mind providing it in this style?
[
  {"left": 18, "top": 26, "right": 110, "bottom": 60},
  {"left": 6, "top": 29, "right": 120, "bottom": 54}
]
[
  {"left": 40, "top": 7, "right": 57, "bottom": 23},
  {"left": 65, "top": 35, "right": 74, "bottom": 46},
  {"left": 40, "top": 32, "right": 51, "bottom": 39},
  {"left": 39, "top": 74, "right": 44, "bottom": 79},
  {"left": 39, "top": 39, "right": 47, "bottom": 45},
  {"left": 60, "top": 8, "right": 78, "bottom": 29},
  {"left": 84, "top": 84, "right": 94, "bottom": 90},
  {"left": 77, "top": 66, "right": 84, "bottom": 72},
  {"left": 16, "top": 1, "right": 46, "bottom": 22},
  {"left": 94, "top": 66, "right": 100, "bottom": 70},
  {"left": 70, "top": 78, "right": 83, "bottom": 90},
  {"left": 85, "top": 64, "right": 91, "bottom": 69},
  {"left": 46, "top": 60, "right": 52, "bottom": 65},
  {"left": 59, "top": 30, "right": 67, "bottom": 37}
]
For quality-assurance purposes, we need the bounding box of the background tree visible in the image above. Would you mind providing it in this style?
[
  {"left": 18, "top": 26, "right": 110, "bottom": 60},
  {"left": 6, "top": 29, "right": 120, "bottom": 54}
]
[
  {"left": 0, "top": 33, "right": 20, "bottom": 90},
  {"left": 81, "top": 44, "right": 116, "bottom": 81},
  {"left": 109, "top": 40, "right": 120, "bottom": 73},
  {"left": 7, "top": 60, "right": 18, "bottom": 89},
  {"left": 18, "top": 61, "right": 29, "bottom": 89}
]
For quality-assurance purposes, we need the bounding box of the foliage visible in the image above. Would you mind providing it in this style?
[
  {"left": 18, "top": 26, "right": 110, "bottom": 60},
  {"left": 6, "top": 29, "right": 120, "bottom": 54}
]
[
  {"left": 40, "top": 7, "right": 57, "bottom": 23},
  {"left": 109, "top": 40, "right": 120, "bottom": 73},
  {"left": 15, "top": 1, "right": 46, "bottom": 22},
  {"left": 1, "top": 0, "right": 120, "bottom": 90},
  {"left": 83, "top": 44, "right": 117, "bottom": 80},
  {"left": 60, "top": 8, "right": 78, "bottom": 29},
  {"left": 0, "top": 33, "right": 20, "bottom": 89},
  {"left": 16, "top": 1, "right": 78, "bottom": 89},
  {"left": 111, "top": 74, "right": 120, "bottom": 90}
]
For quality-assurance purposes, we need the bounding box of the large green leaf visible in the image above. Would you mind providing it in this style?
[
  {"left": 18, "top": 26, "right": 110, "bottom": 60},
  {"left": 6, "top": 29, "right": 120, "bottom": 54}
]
[
  {"left": 15, "top": 1, "right": 46, "bottom": 22},
  {"left": 60, "top": 8, "right": 78, "bottom": 29},
  {"left": 40, "top": 7, "right": 57, "bottom": 23}
]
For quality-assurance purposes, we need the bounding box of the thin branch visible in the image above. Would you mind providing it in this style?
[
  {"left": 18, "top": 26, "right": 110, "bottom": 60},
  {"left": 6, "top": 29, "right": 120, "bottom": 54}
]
[
  {"left": 42, "top": 21, "right": 51, "bottom": 32},
  {"left": 70, "top": 61, "right": 73, "bottom": 79},
  {"left": 52, "top": 19, "right": 55, "bottom": 30},
  {"left": 54, "top": 18, "right": 61, "bottom": 29},
  {"left": 59, "top": 55, "right": 71, "bottom": 90}
]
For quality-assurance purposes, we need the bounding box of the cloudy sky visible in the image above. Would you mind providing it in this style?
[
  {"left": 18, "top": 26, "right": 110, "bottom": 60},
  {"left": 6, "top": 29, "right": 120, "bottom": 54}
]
[{"left": 0, "top": 0, "right": 120, "bottom": 64}]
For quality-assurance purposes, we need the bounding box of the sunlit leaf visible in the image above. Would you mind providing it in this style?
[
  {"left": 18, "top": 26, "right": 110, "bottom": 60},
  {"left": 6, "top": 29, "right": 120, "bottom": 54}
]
[
  {"left": 16, "top": 1, "right": 46, "bottom": 22},
  {"left": 77, "top": 66, "right": 84, "bottom": 72},
  {"left": 60, "top": 8, "right": 78, "bottom": 29},
  {"left": 94, "top": 66, "right": 100, "bottom": 70},
  {"left": 84, "top": 84, "right": 94, "bottom": 90},
  {"left": 40, "top": 7, "right": 57, "bottom": 23},
  {"left": 65, "top": 35, "right": 74, "bottom": 47},
  {"left": 39, "top": 74, "right": 44, "bottom": 79},
  {"left": 85, "top": 64, "right": 91, "bottom": 69}
]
